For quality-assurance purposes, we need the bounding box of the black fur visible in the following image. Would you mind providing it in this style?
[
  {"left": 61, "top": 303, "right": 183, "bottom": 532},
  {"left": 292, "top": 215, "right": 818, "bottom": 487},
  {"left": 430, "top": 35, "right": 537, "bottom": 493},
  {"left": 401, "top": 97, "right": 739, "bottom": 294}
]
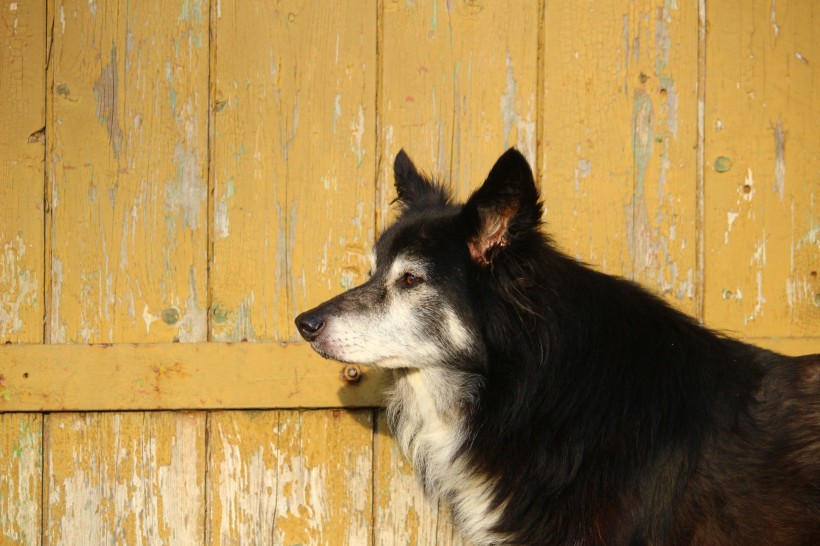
[{"left": 299, "top": 148, "right": 820, "bottom": 545}]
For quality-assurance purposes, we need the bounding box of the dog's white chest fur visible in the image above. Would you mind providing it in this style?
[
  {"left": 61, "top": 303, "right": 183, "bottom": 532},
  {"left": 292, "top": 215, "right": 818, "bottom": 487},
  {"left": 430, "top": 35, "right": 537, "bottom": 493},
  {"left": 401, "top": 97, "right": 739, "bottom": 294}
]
[{"left": 389, "top": 369, "right": 504, "bottom": 544}]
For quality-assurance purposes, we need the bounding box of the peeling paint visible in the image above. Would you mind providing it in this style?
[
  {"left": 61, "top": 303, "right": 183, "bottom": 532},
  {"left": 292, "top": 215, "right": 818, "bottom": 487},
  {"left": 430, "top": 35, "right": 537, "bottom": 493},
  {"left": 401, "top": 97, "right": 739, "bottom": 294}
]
[
  {"left": 574, "top": 157, "right": 591, "bottom": 191},
  {"left": 214, "top": 195, "right": 230, "bottom": 239},
  {"left": 770, "top": 0, "right": 780, "bottom": 36},
  {"left": 47, "top": 415, "right": 203, "bottom": 545},
  {"left": 177, "top": 266, "right": 206, "bottom": 342},
  {"left": 215, "top": 431, "right": 278, "bottom": 544},
  {"left": 654, "top": 2, "right": 672, "bottom": 79},
  {"left": 745, "top": 235, "right": 768, "bottom": 324},
  {"left": 725, "top": 211, "right": 739, "bottom": 244},
  {"left": 93, "top": 47, "right": 124, "bottom": 158},
  {"left": 773, "top": 120, "right": 785, "bottom": 202},
  {"left": 142, "top": 304, "right": 159, "bottom": 334},
  {"left": 0, "top": 416, "right": 39, "bottom": 544},
  {"left": 351, "top": 105, "right": 365, "bottom": 168},
  {"left": 212, "top": 295, "right": 256, "bottom": 342},
  {"left": 333, "top": 93, "right": 342, "bottom": 134},
  {"left": 0, "top": 235, "right": 38, "bottom": 339},
  {"left": 628, "top": 89, "right": 654, "bottom": 279},
  {"left": 499, "top": 51, "right": 535, "bottom": 167},
  {"left": 169, "top": 102, "right": 207, "bottom": 231},
  {"left": 50, "top": 257, "right": 66, "bottom": 343},
  {"left": 741, "top": 168, "right": 756, "bottom": 202},
  {"left": 786, "top": 276, "right": 814, "bottom": 309}
]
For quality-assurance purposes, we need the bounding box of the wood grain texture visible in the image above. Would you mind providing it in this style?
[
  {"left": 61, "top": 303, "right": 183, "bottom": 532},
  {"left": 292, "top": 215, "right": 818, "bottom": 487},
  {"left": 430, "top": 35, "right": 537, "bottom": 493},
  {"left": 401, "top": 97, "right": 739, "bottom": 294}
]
[
  {"left": 47, "top": 0, "right": 209, "bottom": 343},
  {"left": 0, "top": 413, "right": 42, "bottom": 546},
  {"left": 44, "top": 411, "right": 205, "bottom": 545},
  {"left": 0, "top": 1, "right": 818, "bottom": 545},
  {"left": 0, "top": 342, "right": 389, "bottom": 412},
  {"left": 704, "top": 0, "right": 819, "bottom": 337},
  {"left": 542, "top": 0, "right": 699, "bottom": 315},
  {"left": 0, "top": 0, "right": 44, "bottom": 343},
  {"left": 378, "top": 0, "right": 539, "bottom": 228},
  {"left": 211, "top": 0, "right": 377, "bottom": 342},
  {"left": 206, "top": 410, "right": 373, "bottom": 546},
  {"left": 1, "top": 3, "right": 46, "bottom": 543}
]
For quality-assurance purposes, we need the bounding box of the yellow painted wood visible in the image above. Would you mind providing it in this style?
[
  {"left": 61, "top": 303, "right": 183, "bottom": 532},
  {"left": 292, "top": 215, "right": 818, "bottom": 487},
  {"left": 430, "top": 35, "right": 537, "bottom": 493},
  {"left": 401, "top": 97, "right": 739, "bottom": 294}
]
[
  {"left": 374, "top": 412, "right": 468, "bottom": 546},
  {"left": 0, "top": 413, "right": 41, "bottom": 546},
  {"left": 542, "top": 0, "right": 700, "bottom": 315},
  {"left": 44, "top": 411, "right": 205, "bottom": 545},
  {"left": 1, "top": 336, "right": 814, "bottom": 413},
  {"left": 1, "top": 3, "right": 46, "bottom": 543},
  {"left": 704, "top": 0, "right": 819, "bottom": 337},
  {"left": 0, "top": 0, "right": 45, "bottom": 344},
  {"left": 207, "top": 410, "right": 373, "bottom": 545},
  {"left": 747, "top": 337, "right": 820, "bottom": 358},
  {"left": 211, "top": 0, "right": 377, "bottom": 342},
  {"left": 0, "top": 342, "right": 389, "bottom": 412},
  {"left": 378, "top": 0, "right": 539, "bottom": 228},
  {"left": 47, "top": 0, "right": 209, "bottom": 343}
]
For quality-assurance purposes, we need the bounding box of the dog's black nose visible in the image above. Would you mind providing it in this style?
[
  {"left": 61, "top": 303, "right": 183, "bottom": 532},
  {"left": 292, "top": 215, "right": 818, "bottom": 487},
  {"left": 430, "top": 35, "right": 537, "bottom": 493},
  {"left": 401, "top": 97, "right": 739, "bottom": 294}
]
[{"left": 295, "top": 312, "right": 325, "bottom": 341}]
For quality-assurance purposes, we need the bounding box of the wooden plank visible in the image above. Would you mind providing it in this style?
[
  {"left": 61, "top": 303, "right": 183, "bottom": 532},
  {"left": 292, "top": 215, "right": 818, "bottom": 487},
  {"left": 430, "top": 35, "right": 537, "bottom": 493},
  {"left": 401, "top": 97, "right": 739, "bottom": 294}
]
[
  {"left": 211, "top": 0, "right": 377, "bottom": 342},
  {"left": 1, "top": 337, "right": 815, "bottom": 413},
  {"left": 0, "top": 342, "right": 389, "bottom": 412},
  {"left": 0, "top": 0, "right": 45, "bottom": 344},
  {"left": 748, "top": 337, "right": 820, "bottom": 358},
  {"left": 206, "top": 410, "right": 373, "bottom": 546},
  {"left": 542, "top": 0, "right": 699, "bottom": 315},
  {"left": 44, "top": 411, "right": 205, "bottom": 545},
  {"left": 704, "top": 0, "right": 819, "bottom": 337},
  {"left": 0, "top": 413, "right": 42, "bottom": 546},
  {"left": 47, "top": 0, "right": 209, "bottom": 343},
  {"left": 378, "top": 0, "right": 539, "bottom": 228},
  {"left": 1, "top": 2, "right": 46, "bottom": 543},
  {"left": 374, "top": 411, "right": 467, "bottom": 545}
]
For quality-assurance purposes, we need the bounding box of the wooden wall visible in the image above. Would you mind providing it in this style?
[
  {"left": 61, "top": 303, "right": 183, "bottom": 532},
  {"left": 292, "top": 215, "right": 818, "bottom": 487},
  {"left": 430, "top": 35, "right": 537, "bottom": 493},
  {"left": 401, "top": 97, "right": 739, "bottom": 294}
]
[{"left": 1, "top": 0, "right": 817, "bottom": 544}]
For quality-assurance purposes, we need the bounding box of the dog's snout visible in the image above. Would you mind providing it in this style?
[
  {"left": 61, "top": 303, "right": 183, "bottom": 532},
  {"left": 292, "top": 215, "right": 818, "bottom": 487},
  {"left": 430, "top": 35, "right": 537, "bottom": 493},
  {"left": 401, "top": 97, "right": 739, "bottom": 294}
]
[{"left": 295, "top": 312, "right": 325, "bottom": 341}]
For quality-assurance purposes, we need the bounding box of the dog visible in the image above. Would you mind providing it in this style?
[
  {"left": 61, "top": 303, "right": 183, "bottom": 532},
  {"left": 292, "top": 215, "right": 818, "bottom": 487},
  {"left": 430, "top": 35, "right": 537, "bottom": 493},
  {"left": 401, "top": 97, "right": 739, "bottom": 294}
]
[{"left": 295, "top": 148, "right": 820, "bottom": 545}]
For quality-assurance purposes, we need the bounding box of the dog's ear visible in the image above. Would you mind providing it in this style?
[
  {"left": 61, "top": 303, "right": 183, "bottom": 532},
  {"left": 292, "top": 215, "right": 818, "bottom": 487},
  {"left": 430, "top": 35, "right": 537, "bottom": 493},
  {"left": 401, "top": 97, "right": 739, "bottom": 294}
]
[
  {"left": 462, "top": 148, "right": 541, "bottom": 266},
  {"left": 393, "top": 149, "right": 450, "bottom": 212}
]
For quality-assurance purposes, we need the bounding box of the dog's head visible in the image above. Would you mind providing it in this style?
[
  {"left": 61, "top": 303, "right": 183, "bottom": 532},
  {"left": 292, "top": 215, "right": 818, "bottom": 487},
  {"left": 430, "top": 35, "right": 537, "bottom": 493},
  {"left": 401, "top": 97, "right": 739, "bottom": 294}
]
[{"left": 295, "top": 148, "right": 542, "bottom": 370}]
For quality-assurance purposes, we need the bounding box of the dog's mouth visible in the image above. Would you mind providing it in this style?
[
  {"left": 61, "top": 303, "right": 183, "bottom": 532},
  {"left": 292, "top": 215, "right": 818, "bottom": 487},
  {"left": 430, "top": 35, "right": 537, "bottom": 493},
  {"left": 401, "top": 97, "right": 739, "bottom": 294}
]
[
  {"left": 307, "top": 339, "right": 376, "bottom": 366},
  {"left": 307, "top": 339, "right": 401, "bottom": 369}
]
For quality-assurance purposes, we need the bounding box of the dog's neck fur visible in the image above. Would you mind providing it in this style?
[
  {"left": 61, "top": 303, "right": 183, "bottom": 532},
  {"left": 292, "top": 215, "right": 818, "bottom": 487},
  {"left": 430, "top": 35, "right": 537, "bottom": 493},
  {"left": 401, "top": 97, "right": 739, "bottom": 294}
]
[{"left": 388, "top": 367, "right": 503, "bottom": 544}]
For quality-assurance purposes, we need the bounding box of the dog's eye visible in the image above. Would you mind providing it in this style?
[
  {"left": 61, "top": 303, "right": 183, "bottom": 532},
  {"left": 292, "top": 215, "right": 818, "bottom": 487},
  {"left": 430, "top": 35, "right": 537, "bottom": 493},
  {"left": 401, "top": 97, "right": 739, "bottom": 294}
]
[{"left": 401, "top": 272, "right": 422, "bottom": 288}]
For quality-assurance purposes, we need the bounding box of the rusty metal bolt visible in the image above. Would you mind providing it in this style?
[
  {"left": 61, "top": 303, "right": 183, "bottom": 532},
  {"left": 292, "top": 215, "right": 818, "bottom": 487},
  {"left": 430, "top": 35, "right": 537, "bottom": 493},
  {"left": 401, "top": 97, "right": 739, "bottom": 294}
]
[{"left": 342, "top": 365, "right": 363, "bottom": 384}]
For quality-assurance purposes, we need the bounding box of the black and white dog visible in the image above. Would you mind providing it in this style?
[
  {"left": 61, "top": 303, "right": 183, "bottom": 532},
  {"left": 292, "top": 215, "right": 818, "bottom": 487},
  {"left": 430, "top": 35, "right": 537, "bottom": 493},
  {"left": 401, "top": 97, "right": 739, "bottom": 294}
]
[{"left": 296, "top": 149, "right": 820, "bottom": 545}]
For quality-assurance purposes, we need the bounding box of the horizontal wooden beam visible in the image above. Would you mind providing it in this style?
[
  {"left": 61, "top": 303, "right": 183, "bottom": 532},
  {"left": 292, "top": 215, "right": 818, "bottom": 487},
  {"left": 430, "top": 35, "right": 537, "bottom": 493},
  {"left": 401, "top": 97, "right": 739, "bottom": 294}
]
[
  {"left": 0, "top": 342, "right": 390, "bottom": 412},
  {"left": 0, "top": 338, "right": 817, "bottom": 412}
]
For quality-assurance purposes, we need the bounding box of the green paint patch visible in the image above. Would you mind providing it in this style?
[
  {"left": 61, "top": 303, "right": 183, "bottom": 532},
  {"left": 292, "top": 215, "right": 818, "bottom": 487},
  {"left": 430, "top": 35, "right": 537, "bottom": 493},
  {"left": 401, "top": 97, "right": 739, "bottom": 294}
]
[
  {"left": 56, "top": 83, "right": 71, "bottom": 97},
  {"left": 178, "top": 0, "right": 203, "bottom": 24},
  {"left": 714, "top": 156, "right": 733, "bottom": 173},
  {"left": 162, "top": 307, "right": 180, "bottom": 325},
  {"left": 210, "top": 304, "right": 230, "bottom": 324},
  {"left": 0, "top": 388, "right": 11, "bottom": 402}
]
